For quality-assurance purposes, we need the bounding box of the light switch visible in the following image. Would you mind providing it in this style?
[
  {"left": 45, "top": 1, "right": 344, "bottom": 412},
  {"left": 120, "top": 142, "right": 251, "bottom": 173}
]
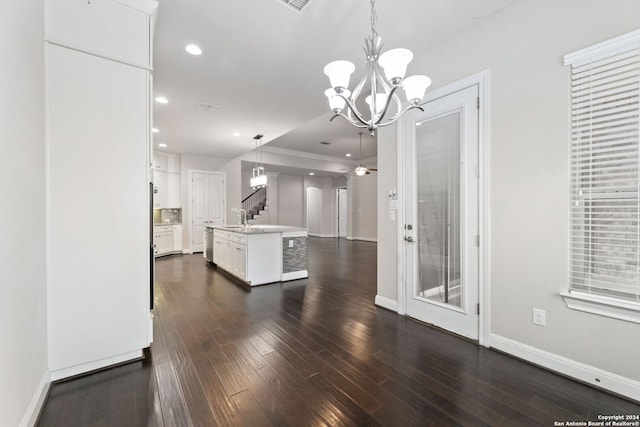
[{"left": 389, "top": 210, "right": 396, "bottom": 222}]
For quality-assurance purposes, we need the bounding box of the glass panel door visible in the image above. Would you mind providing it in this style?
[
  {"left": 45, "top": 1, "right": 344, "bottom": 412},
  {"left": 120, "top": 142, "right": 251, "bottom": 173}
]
[{"left": 417, "top": 113, "right": 461, "bottom": 308}]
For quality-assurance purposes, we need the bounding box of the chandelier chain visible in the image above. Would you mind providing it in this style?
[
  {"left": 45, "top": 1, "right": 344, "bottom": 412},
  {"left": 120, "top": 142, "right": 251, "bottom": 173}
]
[{"left": 370, "top": 0, "right": 377, "bottom": 40}]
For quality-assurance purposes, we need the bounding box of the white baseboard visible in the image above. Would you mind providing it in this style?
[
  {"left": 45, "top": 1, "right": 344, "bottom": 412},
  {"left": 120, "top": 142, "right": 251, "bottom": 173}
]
[
  {"left": 49, "top": 349, "right": 143, "bottom": 382},
  {"left": 182, "top": 249, "right": 191, "bottom": 254},
  {"left": 347, "top": 236, "right": 378, "bottom": 243},
  {"left": 489, "top": 333, "right": 640, "bottom": 402},
  {"left": 282, "top": 270, "right": 308, "bottom": 281},
  {"left": 375, "top": 295, "right": 398, "bottom": 312},
  {"left": 308, "top": 233, "right": 336, "bottom": 238},
  {"left": 20, "top": 371, "right": 50, "bottom": 427}
]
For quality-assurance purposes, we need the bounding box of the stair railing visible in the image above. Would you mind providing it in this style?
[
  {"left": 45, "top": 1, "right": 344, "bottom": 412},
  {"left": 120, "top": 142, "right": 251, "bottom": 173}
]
[{"left": 241, "top": 186, "right": 267, "bottom": 220}]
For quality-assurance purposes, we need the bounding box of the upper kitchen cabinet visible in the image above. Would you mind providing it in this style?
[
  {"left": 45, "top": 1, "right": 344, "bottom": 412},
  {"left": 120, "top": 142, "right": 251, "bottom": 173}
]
[
  {"left": 45, "top": 0, "right": 157, "bottom": 69},
  {"left": 153, "top": 152, "right": 181, "bottom": 208}
]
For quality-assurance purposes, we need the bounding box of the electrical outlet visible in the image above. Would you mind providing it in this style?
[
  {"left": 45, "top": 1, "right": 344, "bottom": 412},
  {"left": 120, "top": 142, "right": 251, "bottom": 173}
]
[
  {"left": 289, "top": 240, "right": 294, "bottom": 248},
  {"left": 532, "top": 308, "right": 546, "bottom": 326}
]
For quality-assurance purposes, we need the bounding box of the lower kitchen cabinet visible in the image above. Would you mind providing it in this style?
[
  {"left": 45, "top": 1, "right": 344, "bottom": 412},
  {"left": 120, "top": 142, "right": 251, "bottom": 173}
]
[
  {"left": 211, "top": 228, "right": 281, "bottom": 285},
  {"left": 154, "top": 224, "right": 182, "bottom": 257},
  {"left": 172, "top": 225, "right": 182, "bottom": 252}
]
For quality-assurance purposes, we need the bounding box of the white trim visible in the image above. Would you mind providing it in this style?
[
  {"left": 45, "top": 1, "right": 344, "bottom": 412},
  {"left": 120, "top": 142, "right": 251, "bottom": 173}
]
[
  {"left": 489, "top": 334, "right": 640, "bottom": 402},
  {"left": 19, "top": 371, "right": 50, "bottom": 427},
  {"left": 282, "top": 270, "right": 308, "bottom": 281},
  {"left": 182, "top": 249, "right": 192, "bottom": 254},
  {"left": 560, "top": 291, "right": 640, "bottom": 324},
  {"left": 375, "top": 295, "right": 398, "bottom": 312},
  {"left": 308, "top": 233, "right": 337, "bottom": 238},
  {"left": 397, "top": 70, "right": 491, "bottom": 345},
  {"left": 346, "top": 236, "right": 378, "bottom": 243},
  {"left": 564, "top": 28, "right": 640, "bottom": 65},
  {"left": 50, "top": 350, "right": 143, "bottom": 382},
  {"left": 113, "top": 0, "right": 159, "bottom": 15},
  {"left": 261, "top": 145, "right": 364, "bottom": 166}
]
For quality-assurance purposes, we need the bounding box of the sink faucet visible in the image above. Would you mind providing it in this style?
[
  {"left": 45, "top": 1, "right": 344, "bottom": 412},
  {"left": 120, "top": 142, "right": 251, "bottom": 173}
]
[{"left": 238, "top": 208, "right": 248, "bottom": 227}]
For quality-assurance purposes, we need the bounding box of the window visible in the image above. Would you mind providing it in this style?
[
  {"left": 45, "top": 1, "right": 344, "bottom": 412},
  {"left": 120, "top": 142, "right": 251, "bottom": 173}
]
[{"left": 562, "top": 29, "right": 640, "bottom": 323}]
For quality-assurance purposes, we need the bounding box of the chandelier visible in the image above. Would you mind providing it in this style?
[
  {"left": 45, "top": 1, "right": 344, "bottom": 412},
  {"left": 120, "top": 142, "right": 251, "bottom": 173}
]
[
  {"left": 323, "top": 0, "right": 431, "bottom": 135},
  {"left": 250, "top": 134, "right": 267, "bottom": 189}
]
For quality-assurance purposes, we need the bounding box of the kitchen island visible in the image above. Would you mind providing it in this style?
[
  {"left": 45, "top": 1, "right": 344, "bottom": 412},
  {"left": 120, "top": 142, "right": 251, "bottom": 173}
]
[{"left": 204, "top": 225, "right": 308, "bottom": 286}]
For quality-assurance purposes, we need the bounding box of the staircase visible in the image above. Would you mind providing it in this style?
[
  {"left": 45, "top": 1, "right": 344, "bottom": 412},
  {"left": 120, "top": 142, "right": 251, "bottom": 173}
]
[{"left": 241, "top": 187, "right": 268, "bottom": 223}]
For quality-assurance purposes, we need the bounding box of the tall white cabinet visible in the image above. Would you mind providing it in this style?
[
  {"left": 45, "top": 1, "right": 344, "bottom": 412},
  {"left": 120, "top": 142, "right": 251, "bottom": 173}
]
[{"left": 45, "top": 0, "right": 158, "bottom": 380}]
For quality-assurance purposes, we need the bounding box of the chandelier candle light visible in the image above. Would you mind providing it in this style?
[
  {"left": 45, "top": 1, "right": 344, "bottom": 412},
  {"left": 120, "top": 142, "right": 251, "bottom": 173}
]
[
  {"left": 250, "top": 134, "right": 267, "bottom": 189},
  {"left": 323, "top": 0, "right": 431, "bottom": 135}
]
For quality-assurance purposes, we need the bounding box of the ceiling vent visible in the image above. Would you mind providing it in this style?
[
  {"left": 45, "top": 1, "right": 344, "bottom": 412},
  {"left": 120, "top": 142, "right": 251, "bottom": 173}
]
[
  {"left": 278, "top": 0, "right": 316, "bottom": 13},
  {"left": 198, "top": 102, "right": 221, "bottom": 112}
]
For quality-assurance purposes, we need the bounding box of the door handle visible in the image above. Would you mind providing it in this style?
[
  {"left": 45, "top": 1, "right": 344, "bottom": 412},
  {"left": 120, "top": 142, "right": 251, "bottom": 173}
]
[{"left": 404, "top": 236, "right": 415, "bottom": 243}]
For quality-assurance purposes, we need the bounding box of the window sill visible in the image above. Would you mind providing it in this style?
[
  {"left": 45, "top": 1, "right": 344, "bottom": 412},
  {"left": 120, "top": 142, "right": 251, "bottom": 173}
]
[{"left": 560, "top": 291, "right": 640, "bottom": 324}]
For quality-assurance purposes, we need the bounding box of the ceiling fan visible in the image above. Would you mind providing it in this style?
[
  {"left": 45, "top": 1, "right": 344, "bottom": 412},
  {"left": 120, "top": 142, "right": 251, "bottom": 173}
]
[{"left": 354, "top": 132, "right": 377, "bottom": 176}]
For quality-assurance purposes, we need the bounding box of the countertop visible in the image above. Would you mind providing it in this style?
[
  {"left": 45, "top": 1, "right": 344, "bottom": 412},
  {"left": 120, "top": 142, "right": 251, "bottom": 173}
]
[{"left": 205, "top": 224, "right": 308, "bottom": 234}]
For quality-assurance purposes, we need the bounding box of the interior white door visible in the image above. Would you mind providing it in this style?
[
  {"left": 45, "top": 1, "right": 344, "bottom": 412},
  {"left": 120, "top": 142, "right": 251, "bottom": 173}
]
[
  {"left": 338, "top": 188, "right": 347, "bottom": 237},
  {"left": 403, "top": 85, "right": 479, "bottom": 340},
  {"left": 208, "top": 173, "right": 225, "bottom": 226},
  {"left": 191, "top": 171, "right": 225, "bottom": 253}
]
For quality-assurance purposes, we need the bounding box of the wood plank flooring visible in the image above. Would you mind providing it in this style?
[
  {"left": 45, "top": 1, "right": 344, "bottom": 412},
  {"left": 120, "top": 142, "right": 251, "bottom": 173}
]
[{"left": 37, "top": 238, "right": 640, "bottom": 426}]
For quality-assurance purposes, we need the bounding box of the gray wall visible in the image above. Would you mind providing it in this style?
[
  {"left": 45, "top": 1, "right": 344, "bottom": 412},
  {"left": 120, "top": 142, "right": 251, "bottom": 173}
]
[
  {"left": 348, "top": 171, "right": 377, "bottom": 241},
  {"left": 377, "top": 0, "right": 640, "bottom": 382},
  {"left": 0, "top": 1, "right": 49, "bottom": 425},
  {"left": 278, "top": 174, "right": 305, "bottom": 227}
]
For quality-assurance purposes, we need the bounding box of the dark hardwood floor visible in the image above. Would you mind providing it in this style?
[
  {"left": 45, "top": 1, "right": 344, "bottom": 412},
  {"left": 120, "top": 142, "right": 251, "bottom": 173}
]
[{"left": 38, "top": 237, "right": 639, "bottom": 426}]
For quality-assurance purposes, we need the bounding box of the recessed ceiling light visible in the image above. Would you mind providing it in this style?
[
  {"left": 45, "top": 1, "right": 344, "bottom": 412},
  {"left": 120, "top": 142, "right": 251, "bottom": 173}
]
[
  {"left": 158, "top": 143, "right": 167, "bottom": 148},
  {"left": 185, "top": 44, "right": 202, "bottom": 55},
  {"left": 155, "top": 96, "right": 168, "bottom": 104},
  {"left": 152, "top": 128, "right": 159, "bottom": 133},
  {"left": 309, "top": 172, "right": 314, "bottom": 176},
  {"left": 232, "top": 132, "right": 241, "bottom": 137},
  {"left": 346, "top": 153, "right": 352, "bottom": 157}
]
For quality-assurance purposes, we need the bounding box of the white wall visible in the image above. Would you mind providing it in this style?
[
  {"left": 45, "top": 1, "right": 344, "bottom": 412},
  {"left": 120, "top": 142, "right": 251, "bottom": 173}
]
[
  {"left": 348, "top": 172, "right": 378, "bottom": 241},
  {"left": 303, "top": 175, "right": 338, "bottom": 237},
  {"left": 377, "top": 0, "right": 640, "bottom": 387},
  {"left": 0, "top": 1, "right": 49, "bottom": 426},
  {"left": 278, "top": 174, "right": 304, "bottom": 226}
]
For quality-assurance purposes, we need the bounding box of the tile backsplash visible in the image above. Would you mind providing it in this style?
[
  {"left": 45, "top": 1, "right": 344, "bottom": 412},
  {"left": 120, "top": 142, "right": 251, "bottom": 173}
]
[{"left": 153, "top": 208, "right": 182, "bottom": 225}]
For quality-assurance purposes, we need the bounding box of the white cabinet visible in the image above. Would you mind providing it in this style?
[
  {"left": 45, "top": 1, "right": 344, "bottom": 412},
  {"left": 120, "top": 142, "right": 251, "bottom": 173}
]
[
  {"left": 212, "top": 229, "right": 280, "bottom": 285},
  {"left": 154, "top": 225, "right": 173, "bottom": 256},
  {"left": 173, "top": 225, "right": 182, "bottom": 252},
  {"left": 152, "top": 154, "right": 180, "bottom": 208},
  {"left": 231, "top": 242, "right": 247, "bottom": 280},
  {"left": 167, "top": 174, "right": 180, "bottom": 208},
  {"left": 154, "top": 225, "right": 181, "bottom": 256},
  {"left": 45, "top": 0, "right": 154, "bottom": 69},
  {"left": 153, "top": 170, "right": 167, "bottom": 208},
  {"left": 44, "top": 0, "right": 157, "bottom": 379}
]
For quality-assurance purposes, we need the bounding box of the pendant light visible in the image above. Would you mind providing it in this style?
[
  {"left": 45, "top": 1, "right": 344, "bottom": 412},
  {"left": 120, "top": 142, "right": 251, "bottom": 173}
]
[
  {"left": 355, "top": 132, "right": 368, "bottom": 176},
  {"left": 250, "top": 134, "right": 267, "bottom": 189}
]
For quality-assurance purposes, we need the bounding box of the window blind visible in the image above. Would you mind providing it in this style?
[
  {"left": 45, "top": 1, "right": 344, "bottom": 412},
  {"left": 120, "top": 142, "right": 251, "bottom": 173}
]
[{"left": 568, "top": 42, "right": 640, "bottom": 302}]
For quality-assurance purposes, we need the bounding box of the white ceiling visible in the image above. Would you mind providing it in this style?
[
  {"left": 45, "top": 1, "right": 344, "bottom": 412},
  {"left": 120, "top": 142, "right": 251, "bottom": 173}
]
[{"left": 152, "top": 0, "right": 518, "bottom": 164}]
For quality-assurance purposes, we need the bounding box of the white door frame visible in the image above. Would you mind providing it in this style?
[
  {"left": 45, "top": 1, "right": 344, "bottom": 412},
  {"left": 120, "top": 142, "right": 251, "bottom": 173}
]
[
  {"left": 396, "top": 70, "right": 491, "bottom": 346},
  {"left": 187, "top": 169, "right": 226, "bottom": 253}
]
